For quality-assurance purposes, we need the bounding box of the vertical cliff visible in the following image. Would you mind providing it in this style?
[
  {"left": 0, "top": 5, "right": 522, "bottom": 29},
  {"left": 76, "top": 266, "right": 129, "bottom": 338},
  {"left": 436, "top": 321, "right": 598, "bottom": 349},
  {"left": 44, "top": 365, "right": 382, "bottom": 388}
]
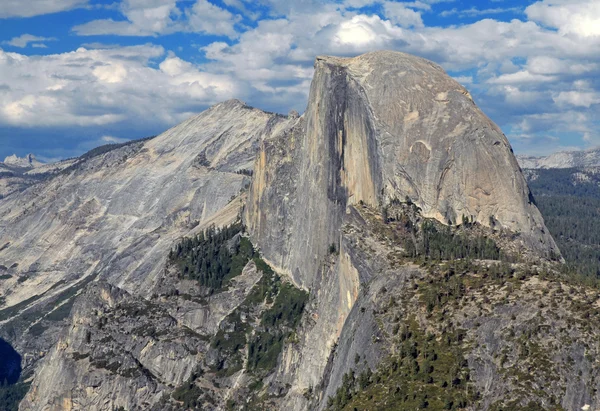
[
  {"left": 247, "top": 51, "right": 558, "bottom": 290},
  {"left": 245, "top": 51, "right": 561, "bottom": 408}
]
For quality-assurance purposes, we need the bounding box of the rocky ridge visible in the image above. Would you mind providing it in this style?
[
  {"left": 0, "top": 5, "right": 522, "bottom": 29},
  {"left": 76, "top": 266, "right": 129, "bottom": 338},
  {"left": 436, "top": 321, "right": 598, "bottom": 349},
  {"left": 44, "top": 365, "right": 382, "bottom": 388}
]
[
  {"left": 2, "top": 154, "right": 43, "bottom": 169},
  {"left": 518, "top": 147, "right": 600, "bottom": 169},
  {"left": 0, "top": 99, "right": 295, "bottom": 372}
]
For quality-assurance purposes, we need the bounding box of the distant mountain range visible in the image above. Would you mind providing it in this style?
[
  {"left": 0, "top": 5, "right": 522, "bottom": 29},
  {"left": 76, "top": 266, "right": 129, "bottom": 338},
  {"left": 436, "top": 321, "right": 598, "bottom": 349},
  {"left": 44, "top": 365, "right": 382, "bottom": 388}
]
[
  {"left": 518, "top": 147, "right": 600, "bottom": 169},
  {"left": 2, "top": 154, "right": 43, "bottom": 169}
]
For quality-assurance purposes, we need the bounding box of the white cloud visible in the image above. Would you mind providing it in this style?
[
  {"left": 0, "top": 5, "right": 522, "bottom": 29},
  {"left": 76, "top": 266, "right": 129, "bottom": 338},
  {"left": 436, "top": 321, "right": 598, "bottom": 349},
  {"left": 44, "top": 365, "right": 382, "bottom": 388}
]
[
  {"left": 488, "top": 70, "right": 557, "bottom": 85},
  {"left": 441, "top": 7, "right": 522, "bottom": 18},
  {"left": 3, "top": 34, "right": 57, "bottom": 48},
  {"left": 526, "top": 56, "right": 598, "bottom": 75},
  {"left": 0, "top": 45, "right": 241, "bottom": 128},
  {"left": 526, "top": 0, "right": 600, "bottom": 38},
  {"left": 332, "top": 15, "right": 404, "bottom": 47},
  {"left": 2, "top": 0, "right": 600, "bottom": 157},
  {"left": 70, "top": 1, "right": 597, "bottom": 148},
  {"left": 73, "top": 0, "right": 240, "bottom": 38},
  {"left": 554, "top": 91, "right": 600, "bottom": 108},
  {"left": 0, "top": 0, "right": 87, "bottom": 18},
  {"left": 517, "top": 111, "right": 591, "bottom": 135},
  {"left": 453, "top": 75, "right": 473, "bottom": 85},
  {"left": 187, "top": 0, "right": 241, "bottom": 37},
  {"left": 92, "top": 63, "right": 128, "bottom": 84},
  {"left": 382, "top": 2, "right": 424, "bottom": 28}
]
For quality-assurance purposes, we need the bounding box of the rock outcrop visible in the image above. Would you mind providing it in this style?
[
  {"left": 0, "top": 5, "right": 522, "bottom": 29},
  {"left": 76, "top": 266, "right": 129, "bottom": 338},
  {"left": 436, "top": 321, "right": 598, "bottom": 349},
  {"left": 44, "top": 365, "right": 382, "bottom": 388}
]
[
  {"left": 2, "top": 154, "right": 43, "bottom": 169},
  {"left": 247, "top": 51, "right": 558, "bottom": 292},
  {"left": 244, "top": 50, "right": 561, "bottom": 409},
  {"left": 0, "top": 100, "right": 294, "bottom": 372}
]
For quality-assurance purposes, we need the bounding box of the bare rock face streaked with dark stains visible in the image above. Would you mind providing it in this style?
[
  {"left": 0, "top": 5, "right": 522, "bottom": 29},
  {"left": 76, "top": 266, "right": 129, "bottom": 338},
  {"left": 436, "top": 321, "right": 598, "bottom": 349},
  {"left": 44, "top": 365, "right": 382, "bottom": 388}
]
[
  {"left": 19, "top": 282, "right": 201, "bottom": 411},
  {"left": 247, "top": 51, "right": 558, "bottom": 290},
  {"left": 19, "top": 259, "right": 265, "bottom": 411},
  {"left": 244, "top": 50, "right": 561, "bottom": 409},
  {"left": 0, "top": 100, "right": 294, "bottom": 393},
  {"left": 0, "top": 99, "right": 292, "bottom": 318}
]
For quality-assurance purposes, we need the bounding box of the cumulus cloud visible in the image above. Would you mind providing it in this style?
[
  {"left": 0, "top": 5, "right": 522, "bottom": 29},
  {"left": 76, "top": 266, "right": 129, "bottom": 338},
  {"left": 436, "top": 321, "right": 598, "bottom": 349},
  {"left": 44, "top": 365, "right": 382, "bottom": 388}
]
[
  {"left": 0, "top": 0, "right": 87, "bottom": 18},
  {"left": 441, "top": 7, "right": 522, "bottom": 18},
  {"left": 526, "top": 0, "right": 600, "bottom": 38},
  {"left": 3, "top": 34, "right": 57, "bottom": 48},
  {"left": 72, "top": 0, "right": 240, "bottom": 38},
  {"left": 3, "top": 0, "right": 600, "bottom": 157},
  {"left": 488, "top": 71, "right": 557, "bottom": 85},
  {"left": 554, "top": 91, "right": 600, "bottom": 108},
  {"left": 382, "top": 2, "right": 424, "bottom": 28},
  {"left": 0, "top": 45, "right": 241, "bottom": 128}
]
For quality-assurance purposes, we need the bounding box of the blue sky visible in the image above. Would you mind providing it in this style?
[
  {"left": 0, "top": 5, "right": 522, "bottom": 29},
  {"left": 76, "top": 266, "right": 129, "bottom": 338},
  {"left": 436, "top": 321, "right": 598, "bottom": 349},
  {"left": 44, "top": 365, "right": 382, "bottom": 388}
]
[{"left": 0, "top": 0, "right": 599, "bottom": 161}]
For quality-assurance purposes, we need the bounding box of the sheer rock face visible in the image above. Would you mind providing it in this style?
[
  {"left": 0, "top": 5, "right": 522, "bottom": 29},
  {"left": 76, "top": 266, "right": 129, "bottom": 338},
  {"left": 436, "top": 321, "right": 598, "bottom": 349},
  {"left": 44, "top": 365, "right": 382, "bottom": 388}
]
[
  {"left": 247, "top": 51, "right": 559, "bottom": 290},
  {"left": 245, "top": 51, "right": 560, "bottom": 409},
  {"left": 0, "top": 100, "right": 292, "bottom": 313},
  {"left": 2, "top": 100, "right": 294, "bottom": 410},
  {"left": 1, "top": 51, "right": 567, "bottom": 411},
  {"left": 0, "top": 100, "right": 294, "bottom": 384},
  {"left": 20, "top": 261, "right": 264, "bottom": 411}
]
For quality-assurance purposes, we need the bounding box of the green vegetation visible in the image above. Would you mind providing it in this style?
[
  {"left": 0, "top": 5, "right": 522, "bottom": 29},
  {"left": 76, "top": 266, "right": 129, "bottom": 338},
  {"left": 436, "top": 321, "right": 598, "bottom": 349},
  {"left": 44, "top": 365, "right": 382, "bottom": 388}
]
[
  {"left": 325, "top": 255, "right": 561, "bottom": 410},
  {"left": 528, "top": 168, "right": 600, "bottom": 280},
  {"left": 247, "top": 281, "right": 308, "bottom": 371},
  {"left": 327, "top": 316, "right": 474, "bottom": 410},
  {"left": 420, "top": 259, "right": 517, "bottom": 313},
  {"left": 420, "top": 220, "right": 501, "bottom": 261},
  {"left": 527, "top": 168, "right": 600, "bottom": 199},
  {"left": 169, "top": 223, "right": 257, "bottom": 292},
  {"left": 211, "top": 256, "right": 308, "bottom": 375},
  {"left": 0, "top": 379, "right": 30, "bottom": 411},
  {"left": 377, "top": 202, "right": 504, "bottom": 262},
  {"left": 172, "top": 378, "right": 205, "bottom": 409},
  {"left": 320, "top": 188, "right": 600, "bottom": 410},
  {"left": 171, "top": 252, "right": 307, "bottom": 408}
]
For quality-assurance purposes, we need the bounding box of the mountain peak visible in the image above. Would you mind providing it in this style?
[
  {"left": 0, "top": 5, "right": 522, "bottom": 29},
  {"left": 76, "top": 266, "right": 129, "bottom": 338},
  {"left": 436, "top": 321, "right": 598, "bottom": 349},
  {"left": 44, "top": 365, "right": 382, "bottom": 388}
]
[
  {"left": 316, "top": 50, "right": 436, "bottom": 66},
  {"left": 248, "top": 50, "right": 559, "bottom": 291},
  {"left": 3, "top": 153, "right": 43, "bottom": 168}
]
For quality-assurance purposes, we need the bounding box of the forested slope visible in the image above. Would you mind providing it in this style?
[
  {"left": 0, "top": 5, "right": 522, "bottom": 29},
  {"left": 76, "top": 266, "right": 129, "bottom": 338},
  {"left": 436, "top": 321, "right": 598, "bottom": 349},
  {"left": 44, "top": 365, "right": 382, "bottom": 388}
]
[{"left": 526, "top": 167, "right": 600, "bottom": 281}]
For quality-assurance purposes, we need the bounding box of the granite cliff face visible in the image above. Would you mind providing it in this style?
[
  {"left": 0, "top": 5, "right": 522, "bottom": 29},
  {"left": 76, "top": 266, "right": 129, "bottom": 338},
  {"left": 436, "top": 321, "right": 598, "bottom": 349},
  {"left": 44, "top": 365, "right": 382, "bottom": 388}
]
[
  {"left": 0, "top": 100, "right": 294, "bottom": 376},
  {"left": 2, "top": 51, "right": 590, "bottom": 411},
  {"left": 247, "top": 51, "right": 558, "bottom": 292},
  {"left": 244, "top": 51, "right": 561, "bottom": 409}
]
